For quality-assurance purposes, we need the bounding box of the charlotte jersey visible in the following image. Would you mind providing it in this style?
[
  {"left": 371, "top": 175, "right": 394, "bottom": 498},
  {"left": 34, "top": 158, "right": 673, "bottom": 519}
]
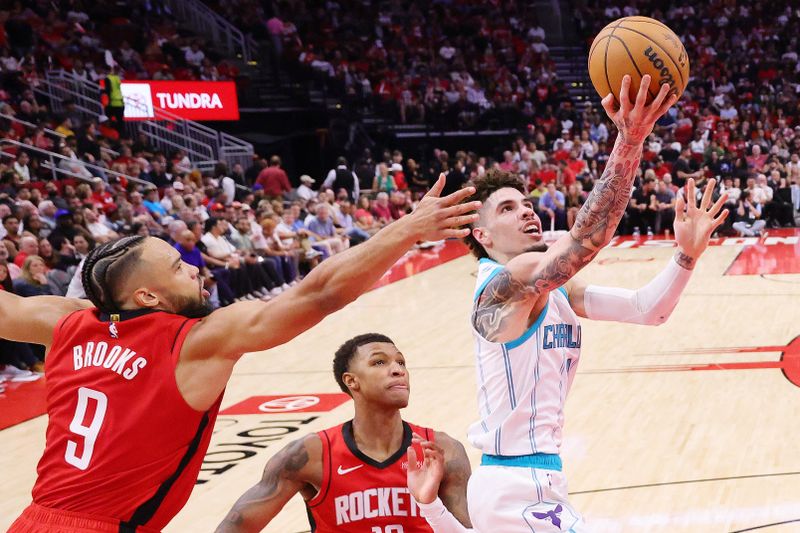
[
  {"left": 32, "top": 308, "right": 222, "bottom": 531},
  {"left": 306, "top": 420, "right": 435, "bottom": 532},
  {"left": 468, "top": 258, "right": 581, "bottom": 456}
]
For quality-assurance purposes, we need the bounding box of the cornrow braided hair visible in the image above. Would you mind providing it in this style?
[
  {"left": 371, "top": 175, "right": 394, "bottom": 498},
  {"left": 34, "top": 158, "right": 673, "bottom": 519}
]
[{"left": 81, "top": 236, "right": 147, "bottom": 312}]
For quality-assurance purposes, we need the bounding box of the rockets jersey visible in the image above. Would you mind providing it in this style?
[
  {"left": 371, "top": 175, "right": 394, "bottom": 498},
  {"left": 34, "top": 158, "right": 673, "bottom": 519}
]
[
  {"left": 468, "top": 258, "right": 581, "bottom": 456},
  {"left": 306, "top": 420, "right": 435, "bottom": 532},
  {"left": 32, "top": 308, "right": 222, "bottom": 531}
]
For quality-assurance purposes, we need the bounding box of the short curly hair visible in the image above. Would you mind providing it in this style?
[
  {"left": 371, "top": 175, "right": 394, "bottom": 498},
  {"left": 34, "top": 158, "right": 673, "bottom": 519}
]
[
  {"left": 462, "top": 168, "right": 527, "bottom": 259},
  {"left": 333, "top": 333, "right": 395, "bottom": 396}
]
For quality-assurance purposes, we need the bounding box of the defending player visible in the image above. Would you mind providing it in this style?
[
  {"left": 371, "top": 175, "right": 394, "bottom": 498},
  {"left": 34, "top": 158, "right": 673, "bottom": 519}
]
[
  {"left": 2, "top": 177, "right": 480, "bottom": 532},
  {"left": 216, "top": 333, "right": 472, "bottom": 532},
  {"left": 462, "top": 75, "right": 728, "bottom": 531}
]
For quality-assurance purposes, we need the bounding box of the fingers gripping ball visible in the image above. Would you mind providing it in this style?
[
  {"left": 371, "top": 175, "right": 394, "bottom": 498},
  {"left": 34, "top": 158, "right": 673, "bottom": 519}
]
[{"left": 588, "top": 16, "right": 690, "bottom": 106}]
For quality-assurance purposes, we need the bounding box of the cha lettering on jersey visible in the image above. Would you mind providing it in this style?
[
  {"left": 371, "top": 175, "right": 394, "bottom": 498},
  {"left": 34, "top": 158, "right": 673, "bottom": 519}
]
[
  {"left": 72, "top": 341, "right": 147, "bottom": 380},
  {"left": 334, "top": 487, "right": 420, "bottom": 525},
  {"left": 542, "top": 324, "right": 581, "bottom": 350}
]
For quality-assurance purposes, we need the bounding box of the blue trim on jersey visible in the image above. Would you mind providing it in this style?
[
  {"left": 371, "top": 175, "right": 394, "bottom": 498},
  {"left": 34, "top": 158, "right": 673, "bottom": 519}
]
[
  {"left": 478, "top": 258, "right": 500, "bottom": 266},
  {"left": 529, "top": 339, "right": 540, "bottom": 454},
  {"left": 557, "top": 286, "right": 568, "bottom": 300},
  {"left": 503, "top": 300, "right": 550, "bottom": 350},
  {"left": 474, "top": 265, "right": 503, "bottom": 302},
  {"left": 501, "top": 345, "right": 517, "bottom": 409},
  {"left": 481, "top": 453, "right": 563, "bottom": 471}
]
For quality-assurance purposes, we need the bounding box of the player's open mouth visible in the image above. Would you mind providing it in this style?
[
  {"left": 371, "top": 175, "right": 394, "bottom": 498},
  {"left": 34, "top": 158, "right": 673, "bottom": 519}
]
[{"left": 522, "top": 222, "right": 541, "bottom": 235}]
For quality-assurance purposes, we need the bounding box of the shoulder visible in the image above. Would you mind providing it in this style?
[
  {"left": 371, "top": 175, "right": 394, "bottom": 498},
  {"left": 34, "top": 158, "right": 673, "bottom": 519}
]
[{"left": 431, "top": 430, "right": 468, "bottom": 458}]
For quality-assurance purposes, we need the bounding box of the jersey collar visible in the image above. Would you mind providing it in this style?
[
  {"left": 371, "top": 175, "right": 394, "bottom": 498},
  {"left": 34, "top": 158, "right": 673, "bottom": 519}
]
[{"left": 341, "top": 420, "right": 412, "bottom": 470}]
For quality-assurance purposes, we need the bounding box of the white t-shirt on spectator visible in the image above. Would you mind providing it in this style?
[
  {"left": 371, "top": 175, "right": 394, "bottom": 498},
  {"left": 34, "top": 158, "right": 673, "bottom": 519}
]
[
  {"left": 439, "top": 46, "right": 456, "bottom": 60},
  {"left": 297, "top": 184, "right": 317, "bottom": 201},
  {"left": 221, "top": 176, "right": 236, "bottom": 205},
  {"left": 720, "top": 106, "right": 738, "bottom": 120},
  {"left": 185, "top": 48, "right": 205, "bottom": 67},
  {"left": 527, "top": 26, "right": 545, "bottom": 41},
  {"left": 201, "top": 232, "right": 236, "bottom": 259},
  {"left": 87, "top": 221, "right": 113, "bottom": 239},
  {"left": 13, "top": 161, "right": 30, "bottom": 182},
  {"left": 690, "top": 139, "right": 706, "bottom": 154}
]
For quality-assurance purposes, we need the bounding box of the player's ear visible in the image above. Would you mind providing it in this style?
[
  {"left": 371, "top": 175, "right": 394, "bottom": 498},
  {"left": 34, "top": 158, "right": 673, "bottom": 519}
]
[
  {"left": 132, "top": 287, "right": 159, "bottom": 309},
  {"left": 472, "top": 226, "right": 491, "bottom": 249},
  {"left": 342, "top": 372, "right": 358, "bottom": 393}
]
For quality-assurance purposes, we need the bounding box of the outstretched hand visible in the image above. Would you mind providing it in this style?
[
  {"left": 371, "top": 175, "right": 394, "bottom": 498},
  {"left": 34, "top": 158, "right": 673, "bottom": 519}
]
[
  {"left": 673, "top": 178, "right": 729, "bottom": 265},
  {"left": 406, "top": 174, "right": 481, "bottom": 242},
  {"left": 406, "top": 433, "right": 445, "bottom": 505},
  {"left": 601, "top": 74, "right": 679, "bottom": 146}
]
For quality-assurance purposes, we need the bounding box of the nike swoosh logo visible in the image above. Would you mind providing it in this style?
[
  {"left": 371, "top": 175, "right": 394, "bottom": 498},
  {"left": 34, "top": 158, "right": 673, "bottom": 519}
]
[{"left": 337, "top": 464, "right": 364, "bottom": 475}]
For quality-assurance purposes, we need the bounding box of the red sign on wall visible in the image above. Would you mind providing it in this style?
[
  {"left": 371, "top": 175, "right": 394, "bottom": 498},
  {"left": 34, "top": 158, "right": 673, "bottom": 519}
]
[
  {"left": 220, "top": 394, "right": 351, "bottom": 415},
  {"left": 120, "top": 81, "right": 240, "bottom": 121}
]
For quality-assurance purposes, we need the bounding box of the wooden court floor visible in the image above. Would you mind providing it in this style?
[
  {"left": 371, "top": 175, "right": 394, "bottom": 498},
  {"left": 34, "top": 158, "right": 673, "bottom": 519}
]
[{"left": 1, "top": 232, "right": 799, "bottom": 532}]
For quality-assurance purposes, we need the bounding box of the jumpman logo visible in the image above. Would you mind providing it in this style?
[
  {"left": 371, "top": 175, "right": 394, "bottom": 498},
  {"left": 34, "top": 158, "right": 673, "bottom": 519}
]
[{"left": 530, "top": 504, "right": 562, "bottom": 528}]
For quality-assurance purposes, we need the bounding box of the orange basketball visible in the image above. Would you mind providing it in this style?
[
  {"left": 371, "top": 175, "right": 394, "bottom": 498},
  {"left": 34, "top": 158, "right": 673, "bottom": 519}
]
[{"left": 588, "top": 16, "right": 690, "bottom": 106}]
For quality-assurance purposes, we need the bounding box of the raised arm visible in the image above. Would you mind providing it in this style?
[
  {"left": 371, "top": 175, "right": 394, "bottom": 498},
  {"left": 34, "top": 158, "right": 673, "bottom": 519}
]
[
  {"left": 178, "top": 177, "right": 480, "bottom": 409},
  {"left": 567, "top": 178, "right": 728, "bottom": 324},
  {"left": 0, "top": 291, "right": 93, "bottom": 347},
  {"left": 475, "top": 75, "right": 677, "bottom": 343},
  {"left": 215, "top": 435, "right": 321, "bottom": 533},
  {"left": 407, "top": 432, "right": 473, "bottom": 532}
]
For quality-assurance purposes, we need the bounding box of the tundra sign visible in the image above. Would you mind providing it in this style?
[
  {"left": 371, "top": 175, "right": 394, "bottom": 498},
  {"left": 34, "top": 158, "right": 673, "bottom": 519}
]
[{"left": 119, "top": 81, "right": 240, "bottom": 121}]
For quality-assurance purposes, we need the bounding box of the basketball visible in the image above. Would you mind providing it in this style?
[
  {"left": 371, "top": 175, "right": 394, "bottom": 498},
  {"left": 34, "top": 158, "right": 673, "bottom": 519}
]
[{"left": 588, "top": 16, "right": 690, "bottom": 105}]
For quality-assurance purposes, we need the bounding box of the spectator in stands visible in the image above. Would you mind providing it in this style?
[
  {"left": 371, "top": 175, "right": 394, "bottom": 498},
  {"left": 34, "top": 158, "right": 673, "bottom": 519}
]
[
  {"left": 654, "top": 180, "right": 677, "bottom": 235},
  {"left": 143, "top": 188, "right": 167, "bottom": 221},
  {"left": 102, "top": 65, "right": 125, "bottom": 131},
  {"left": 565, "top": 183, "right": 586, "bottom": 229},
  {"left": 370, "top": 192, "right": 393, "bottom": 225},
  {"left": 306, "top": 203, "right": 348, "bottom": 255},
  {"left": 733, "top": 191, "right": 766, "bottom": 237},
  {"left": 673, "top": 147, "right": 703, "bottom": 187},
  {"left": 296, "top": 174, "right": 317, "bottom": 201},
  {"left": 256, "top": 156, "right": 291, "bottom": 200},
  {"left": 13, "top": 235, "right": 38, "bottom": 268},
  {"left": 538, "top": 182, "right": 567, "bottom": 231},
  {"left": 323, "top": 157, "right": 359, "bottom": 201},
  {"left": 13, "top": 255, "right": 52, "bottom": 297},
  {"left": 629, "top": 177, "right": 659, "bottom": 235},
  {"left": 373, "top": 163, "right": 396, "bottom": 193}
]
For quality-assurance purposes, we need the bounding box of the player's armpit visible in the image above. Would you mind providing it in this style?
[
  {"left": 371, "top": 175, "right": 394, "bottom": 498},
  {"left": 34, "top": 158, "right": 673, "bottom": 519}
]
[
  {"left": 0, "top": 292, "right": 93, "bottom": 347},
  {"left": 435, "top": 432, "right": 473, "bottom": 528},
  {"left": 215, "top": 435, "right": 321, "bottom": 533}
]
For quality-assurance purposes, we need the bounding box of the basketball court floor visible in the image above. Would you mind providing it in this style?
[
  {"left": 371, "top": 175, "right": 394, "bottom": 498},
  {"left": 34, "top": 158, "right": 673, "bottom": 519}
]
[{"left": 1, "top": 229, "right": 799, "bottom": 532}]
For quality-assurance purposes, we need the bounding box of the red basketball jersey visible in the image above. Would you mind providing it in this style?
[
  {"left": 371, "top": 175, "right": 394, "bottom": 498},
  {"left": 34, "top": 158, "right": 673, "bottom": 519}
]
[
  {"left": 31, "top": 308, "right": 221, "bottom": 531},
  {"left": 306, "top": 420, "right": 435, "bottom": 532}
]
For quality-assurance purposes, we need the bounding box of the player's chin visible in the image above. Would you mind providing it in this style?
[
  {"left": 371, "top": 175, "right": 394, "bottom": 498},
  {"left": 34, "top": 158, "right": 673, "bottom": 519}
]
[{"left": 524, "top": 239, "right": 548, "bottom": 253}]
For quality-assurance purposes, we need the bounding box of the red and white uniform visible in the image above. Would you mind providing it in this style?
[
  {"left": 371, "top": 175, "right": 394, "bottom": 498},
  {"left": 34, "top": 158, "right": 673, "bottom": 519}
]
[
  {"left": 307, "top": 420, "right": 435, "bottom": 533},
  {"left": 11, "top": 308, "right": 221, "bottom": 532}
]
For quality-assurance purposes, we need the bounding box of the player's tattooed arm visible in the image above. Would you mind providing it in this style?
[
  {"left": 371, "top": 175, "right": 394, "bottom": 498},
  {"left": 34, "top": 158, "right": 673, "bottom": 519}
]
[
  {"left": 436, "top": 434, "right": 473, "bottom": 528},
  {"left": 474, "top": 136, "right": 640, "bottom": 341},
  {"left": 216, "top": 436, "right": 318, "bottom": 532}
]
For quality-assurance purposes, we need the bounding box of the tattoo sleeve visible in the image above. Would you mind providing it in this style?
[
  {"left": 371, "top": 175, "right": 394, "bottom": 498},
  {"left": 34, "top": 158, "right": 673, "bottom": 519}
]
[
  {"left": 474, "top": 135, "right": 643, "bottom": 341},
  {"left": 216, "top": 438, "right": 310, "bottom": 532}
]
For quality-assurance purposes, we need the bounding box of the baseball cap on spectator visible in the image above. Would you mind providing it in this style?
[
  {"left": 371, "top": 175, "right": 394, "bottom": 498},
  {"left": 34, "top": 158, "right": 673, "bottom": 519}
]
[
  {"left": 173, "top": 181, "right": 185, "bottom": 191},
  {"left": 232, "top": 201, "right": 243, "bottom": 209},
  {"left": 390, "top": 163, "right": 403, "bottom": 172},
  {"left": 161, "top": 215, "right": 175, "bottom": 226},
  {"left": 253, "top": 184, "right": 264, "bottom": 191},
  {"left": 211, "top": 203, "right": 225, "bottom": 212},
  {"left": 55, "top": 209, "right": 72, "bottom": 219},
  {"left": 241, "top": 204, "right": 251, "bottom": 211},
  {"left": 300, "top": 175, "right": 315, "bottom": 185}
]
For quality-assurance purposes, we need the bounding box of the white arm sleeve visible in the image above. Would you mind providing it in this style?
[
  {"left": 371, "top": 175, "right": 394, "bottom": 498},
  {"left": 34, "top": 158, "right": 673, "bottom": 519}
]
[
  {"left": 583, "top": 255, "right": 693, "bottom": 325},
  {"left": 415, "top": 497, "right": 474, "bottom": 533}
]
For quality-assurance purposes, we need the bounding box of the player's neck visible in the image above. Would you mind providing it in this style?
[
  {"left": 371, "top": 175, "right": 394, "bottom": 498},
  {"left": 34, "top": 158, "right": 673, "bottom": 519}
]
[{"left": 351, "top": 406, "right": 404, "bottom": 461}]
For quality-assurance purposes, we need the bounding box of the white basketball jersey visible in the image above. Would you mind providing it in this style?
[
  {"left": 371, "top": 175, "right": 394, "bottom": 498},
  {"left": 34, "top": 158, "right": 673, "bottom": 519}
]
[{"left": 468, "top": 258, "right": 582, "bottom": 456}]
